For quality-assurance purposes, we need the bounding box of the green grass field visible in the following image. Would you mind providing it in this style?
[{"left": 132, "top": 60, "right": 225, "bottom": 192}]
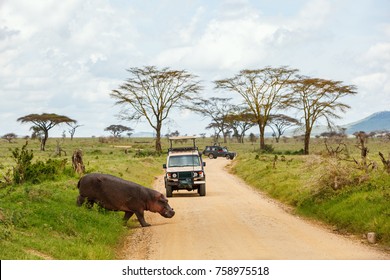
[
  {"left": 0, "top": 137, "right": 164, "bottom": 259},
  {"left": 0, "top": 136, "right": 389, "bottom": 259}
]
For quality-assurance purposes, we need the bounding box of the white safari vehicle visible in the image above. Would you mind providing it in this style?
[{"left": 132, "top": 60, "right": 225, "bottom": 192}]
[{"left": 163, "top": 136, "right": 206, "bottom": 197}]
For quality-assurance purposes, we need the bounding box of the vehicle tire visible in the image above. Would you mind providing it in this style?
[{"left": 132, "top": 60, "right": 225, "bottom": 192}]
[
  {"left": 198, "top": 184, "right": 206, "bottom": 196},
  {"left": 166, "top": 182, "right": 173, "bottom": 197},
  {"left": 208, "top": 154, "right": 214, "bottom": 159},
  {"left": 225, "top": 154, "right": 231, "bottom": 160}
]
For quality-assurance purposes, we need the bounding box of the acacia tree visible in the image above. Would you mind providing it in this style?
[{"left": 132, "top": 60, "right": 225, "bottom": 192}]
[
  {"left": 214, "top": 66, "right": 298, "bottom": 150},
  {"left": 30, "top": 126, "right": 44, "bottom": 140},
  {"left": 17, "top": 113, "right": 76, "bottom": 151},
  {"left": 189, "top": 97, "right": 236, "bottom": 143},
  {"left": 290, "top": 77, "right": 357, "bottom": 154},
  {"left": 110, "top": 66, "right": 202, "bottom": 153},
  {"left": 104, "top": 124, "right": 133, "bottom": 138},
  {"left": 268, "top": 114, "right": 300, "bottom": 143},
  {"left": 224, "top": 109, "right": 256, "bottom": 143},
  {"left": 68, "top": 123, "right": 83, "bottom": 140},
  {"left": 2, "top": 133, "right": 17, "bottom": 143}
]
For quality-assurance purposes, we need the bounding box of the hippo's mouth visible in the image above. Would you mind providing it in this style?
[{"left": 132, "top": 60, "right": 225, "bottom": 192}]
[{"left": 161, "top": 209, "right": 175, "bottom": 218}]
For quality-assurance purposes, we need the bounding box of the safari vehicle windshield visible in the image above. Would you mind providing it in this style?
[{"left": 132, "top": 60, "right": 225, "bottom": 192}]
[{"left": 168, "top": 155, "right": 200, "bottom": 167}]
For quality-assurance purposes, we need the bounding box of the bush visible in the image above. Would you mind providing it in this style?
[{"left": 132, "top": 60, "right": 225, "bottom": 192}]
[
  {"left": 134, "top": 149, "right": 160, "bottom": 158},
  {"left": 25, "top": 159, "right": 69, "bottom": 184},
  {"left": 8, "top": 142, "right": 73, "bottom": 186},
  {"left": 262, "top": 144, "right": 274, "bottom": 153},
  {"left": 10, "top": 142, "right": 34, "bottom": 184},
  {"left": 284, "top": 149, "right": 305, "bottom": 155}
]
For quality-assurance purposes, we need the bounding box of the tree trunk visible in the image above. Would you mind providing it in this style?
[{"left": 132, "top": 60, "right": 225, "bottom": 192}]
[
  {"left": 155, "top": 123, "right": 162, "bottom": 154},
  {"left": 41, "top": 130, "right": 49, "bottom": 151},
  {"left": 259, "top": 124, "right": 266, "bottom": 150},
  {"left": 240, "top": 132, "right": 245, "bottom": 143},
  {"left": 223, "top": 132, "right": 228, "bottom": 144},
  {"left": 304, "top": 130, "right": 311, "bottom": 155},
  {"left": 72, "top": 149, "right": 85, "bottom": 174}
]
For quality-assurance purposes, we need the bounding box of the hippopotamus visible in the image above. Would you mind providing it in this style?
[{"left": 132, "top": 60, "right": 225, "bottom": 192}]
[{"left": 77, "top": 173, "right": 175, "bottom": 227}]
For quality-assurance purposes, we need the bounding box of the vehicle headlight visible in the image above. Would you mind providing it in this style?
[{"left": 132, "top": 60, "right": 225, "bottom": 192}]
[
  {"left": 172, "top": 173, "right": 177, "bottom": 178},
  {"left": 193, "top": 171, "right": 203, "bottom": 177}
]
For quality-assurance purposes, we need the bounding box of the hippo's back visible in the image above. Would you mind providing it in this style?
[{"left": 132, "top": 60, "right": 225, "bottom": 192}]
[{"left": 78, "top": 173, "right": 146, "bottom": 210}]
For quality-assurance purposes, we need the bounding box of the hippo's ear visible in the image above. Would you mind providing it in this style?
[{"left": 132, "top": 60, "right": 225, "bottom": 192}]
[{"left": 156, "top": 193, "right": 167, "bottom": 202}]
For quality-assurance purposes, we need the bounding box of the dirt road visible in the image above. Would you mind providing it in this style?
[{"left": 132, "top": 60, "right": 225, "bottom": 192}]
[{"left": 120, "top": 158, "right": 389, "bottom": 260}]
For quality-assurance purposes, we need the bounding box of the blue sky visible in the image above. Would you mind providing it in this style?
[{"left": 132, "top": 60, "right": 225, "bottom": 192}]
[{"left": 0, "top": 0, "right": 389, "bottom": 137}]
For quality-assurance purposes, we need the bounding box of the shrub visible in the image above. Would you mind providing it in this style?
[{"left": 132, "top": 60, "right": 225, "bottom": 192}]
[
  {"left": 10, "top": 141, "right": 34, "bottom": 184},
  {"left": 285, "top": 149, "right": 305, "bottom": 155},
  {"left": 262, "top": 144, "right": 274, "bottom": 153},
  {"left": 304, "top": 157, "right": 371, "bottom": 204},
  {"left": 134, "top": 149, "right": 160, "bottom": 158},
  {"left": 8, "top": 142, "right": 73, "bottom": 186},
  {"left": 25, "top": 159, "right": 69, "bottom": 184}
]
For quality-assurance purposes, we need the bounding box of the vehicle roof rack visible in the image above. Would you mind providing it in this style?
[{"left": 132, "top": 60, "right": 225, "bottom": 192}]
[
  {"left": 168, "top": 136, "right": 197, "bottom": 141},
  {"left": 168, "top": 136, "right": 198, "bottom": 152},
  {"left": 168, "top": 146, "right": 198, "bottom": 152}
]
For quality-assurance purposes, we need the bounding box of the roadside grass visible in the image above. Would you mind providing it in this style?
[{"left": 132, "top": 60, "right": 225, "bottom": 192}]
[
  {"left": 231, "top": 153, "right": 310, "bottom": 205},
  {"left": 230, "top": 138, "right": 390, "bottom": 247},
  {"left": 297, "top": 172, "right": 390, "bottom": 242},
  {"left": 0, "top": 181, "right": 126, "bottom": 259}
]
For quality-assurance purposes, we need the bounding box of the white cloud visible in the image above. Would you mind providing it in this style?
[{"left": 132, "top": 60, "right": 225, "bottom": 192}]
[
  {"left": 294, "top": 0, "right": 332, "bottom": 29},
  {"left": 178, "top": 6, "right": 205, "bottom": 44},
  {"left": 362, "top": 42, "right": 390, "bottom": 70},
  {"left": 156, "top": 9, "right": 277, "bottom": 73},
  {"left": 355, "top": 40, "right": 390, "bottom": 98},
  {"left": 353, "top": 73, "right": 388, "bottom": 95},
  {"left": 0, "top": 0, "right": 389, "bottom": 136},
  {"left": 156, "top": 0, "right": 336, "bottom": 75}
]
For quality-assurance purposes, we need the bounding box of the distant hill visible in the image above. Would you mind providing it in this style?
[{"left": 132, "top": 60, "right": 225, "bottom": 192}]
[
  {"left": 281, "top": 111, "right": 390, "bottom": 137},
  {"left": 345, "top": 111, "right": 390, "bottom": 134}
]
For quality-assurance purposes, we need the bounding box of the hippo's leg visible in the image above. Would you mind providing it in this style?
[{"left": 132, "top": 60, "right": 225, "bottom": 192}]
[
  {"left": 85, "top": 199, "right": 95, "bottom": 209},
  {"left": 135, "top": 210, "right": 151, "bottom": 227},
  {"left": 123, "top": 211, "right": 134, "bottom": 224},
  {"left": 76, "top": 195, "right": 85, "bottom": 206}
]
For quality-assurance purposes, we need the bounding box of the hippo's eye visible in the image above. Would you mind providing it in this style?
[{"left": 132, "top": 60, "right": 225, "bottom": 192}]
[{"left": 159, "top": 197, "right": 167, "bottom": 203}]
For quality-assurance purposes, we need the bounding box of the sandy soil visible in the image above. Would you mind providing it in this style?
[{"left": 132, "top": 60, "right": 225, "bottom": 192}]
[{"left": 119, "top": 158, "right": 389, "bottom": 260}]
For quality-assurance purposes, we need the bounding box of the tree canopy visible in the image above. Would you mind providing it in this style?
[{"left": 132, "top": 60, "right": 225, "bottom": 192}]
[
  {"left": 17, "top": 113, "right": 76, "bottom": 151},
  {"left": 214, "top": 66, "right": 298, "bottom": 150},
  {"left": 290, "top": 77, "right": 357, "bottom": 154},
  {"left": 110, "top": 66, "right": 202, "bottom": 153},
  {"left": 104, "top": 124, "right": 133, "bottom": 138},
  {"left": 267, "top": 114, "right": 300, "bottom": 143}
]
